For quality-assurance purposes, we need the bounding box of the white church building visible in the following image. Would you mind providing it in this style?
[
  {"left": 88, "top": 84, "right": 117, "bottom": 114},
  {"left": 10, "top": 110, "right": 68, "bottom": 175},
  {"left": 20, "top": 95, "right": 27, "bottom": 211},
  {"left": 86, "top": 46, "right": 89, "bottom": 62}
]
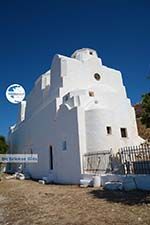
[{"left": 8, "top": 48, "right": 143, "bottom": 184}]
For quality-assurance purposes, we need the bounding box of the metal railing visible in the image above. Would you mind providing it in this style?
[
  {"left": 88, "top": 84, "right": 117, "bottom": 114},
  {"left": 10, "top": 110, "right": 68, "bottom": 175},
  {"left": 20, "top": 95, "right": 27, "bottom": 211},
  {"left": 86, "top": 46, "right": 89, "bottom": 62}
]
[{"left": 119, "top": 145, "right": 150, "bottom": 174}]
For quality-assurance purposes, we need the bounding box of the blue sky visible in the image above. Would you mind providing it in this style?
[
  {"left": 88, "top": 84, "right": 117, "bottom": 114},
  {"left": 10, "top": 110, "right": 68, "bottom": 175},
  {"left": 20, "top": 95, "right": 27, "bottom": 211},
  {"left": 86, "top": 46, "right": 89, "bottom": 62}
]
[{"left": 0, "top": 0, "right": 150, "bottom": 137}]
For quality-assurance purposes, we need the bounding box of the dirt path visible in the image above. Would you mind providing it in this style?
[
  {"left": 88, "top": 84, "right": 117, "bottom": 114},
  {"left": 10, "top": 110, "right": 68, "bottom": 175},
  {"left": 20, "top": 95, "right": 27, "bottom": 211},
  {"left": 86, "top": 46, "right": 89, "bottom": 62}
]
[{"left": 0, "top": 178, "right": 150, "bottom": 225}]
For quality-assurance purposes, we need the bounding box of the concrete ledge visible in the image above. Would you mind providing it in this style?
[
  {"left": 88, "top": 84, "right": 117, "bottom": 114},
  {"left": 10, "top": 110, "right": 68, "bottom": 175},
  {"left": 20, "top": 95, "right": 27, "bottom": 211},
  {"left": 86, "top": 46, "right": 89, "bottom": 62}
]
[{"left": 101, "top": 174, "right": 150, "bottom": 191}]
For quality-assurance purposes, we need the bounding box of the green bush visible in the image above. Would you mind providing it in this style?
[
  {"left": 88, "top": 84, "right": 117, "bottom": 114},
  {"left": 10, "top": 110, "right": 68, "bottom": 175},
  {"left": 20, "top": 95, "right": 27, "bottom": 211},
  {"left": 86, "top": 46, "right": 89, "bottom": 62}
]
[
  {"left": 141, "top": 93, "right": 150, "bottom": 128},
  {"left": 0, "top": 136, "right": 8, "bottom": 154}
]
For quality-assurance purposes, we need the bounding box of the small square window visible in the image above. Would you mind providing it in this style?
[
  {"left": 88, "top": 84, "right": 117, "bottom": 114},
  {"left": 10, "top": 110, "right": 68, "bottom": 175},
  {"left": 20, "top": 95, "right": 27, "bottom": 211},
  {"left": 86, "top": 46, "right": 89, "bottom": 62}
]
[
  {"left": 62, "top": 140, "right": 67, "bottom": 151},
  {"left": 120, "top": 128, "right": 127, "bottom": 138},
  {"left": 89, "top": 91, "right": 94, "bottom": 97},
  {"left": 106, "top": 126, "right": 112, "bottom": 135}
]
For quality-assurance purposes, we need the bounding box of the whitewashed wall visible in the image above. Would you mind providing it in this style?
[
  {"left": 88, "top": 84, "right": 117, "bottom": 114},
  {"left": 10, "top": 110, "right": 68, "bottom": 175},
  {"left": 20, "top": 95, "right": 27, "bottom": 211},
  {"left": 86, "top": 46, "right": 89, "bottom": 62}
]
[{"left": 8, "top": 48, "right": 144, "bottom": 183}]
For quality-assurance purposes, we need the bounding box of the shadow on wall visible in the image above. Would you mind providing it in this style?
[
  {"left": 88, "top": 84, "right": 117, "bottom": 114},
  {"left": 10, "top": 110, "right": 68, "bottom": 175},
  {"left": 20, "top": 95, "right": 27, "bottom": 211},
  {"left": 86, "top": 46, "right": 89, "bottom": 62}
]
[{"left": 89, "top": 189, "right": 150, "bottom": 206}]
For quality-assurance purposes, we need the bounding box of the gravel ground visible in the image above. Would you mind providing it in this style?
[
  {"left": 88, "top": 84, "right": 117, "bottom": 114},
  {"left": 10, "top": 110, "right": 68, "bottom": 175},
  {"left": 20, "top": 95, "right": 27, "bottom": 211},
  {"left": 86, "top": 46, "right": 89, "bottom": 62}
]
[{"left": 0, "top": 176, "right": 150, "bottom": 225}]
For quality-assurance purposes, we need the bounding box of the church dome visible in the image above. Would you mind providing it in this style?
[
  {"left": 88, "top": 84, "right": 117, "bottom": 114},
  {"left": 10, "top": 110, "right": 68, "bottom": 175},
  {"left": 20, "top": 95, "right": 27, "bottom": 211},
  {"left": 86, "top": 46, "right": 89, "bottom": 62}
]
[{"left": 71, "top": 48, "right": 98, "bottom": 61}]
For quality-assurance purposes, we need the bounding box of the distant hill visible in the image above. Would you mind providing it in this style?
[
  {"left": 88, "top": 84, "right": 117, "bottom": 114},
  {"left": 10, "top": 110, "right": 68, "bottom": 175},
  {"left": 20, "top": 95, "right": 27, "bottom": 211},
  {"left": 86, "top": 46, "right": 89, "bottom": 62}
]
[
  {"left": 134, "top": 104, "right": 150, "bottom": 141},
  {"left": 134, "top": 103, "right": 143, "bottom": 118},
  {"left": 136, "top": 118, "right": 150, "bottom": 141}
]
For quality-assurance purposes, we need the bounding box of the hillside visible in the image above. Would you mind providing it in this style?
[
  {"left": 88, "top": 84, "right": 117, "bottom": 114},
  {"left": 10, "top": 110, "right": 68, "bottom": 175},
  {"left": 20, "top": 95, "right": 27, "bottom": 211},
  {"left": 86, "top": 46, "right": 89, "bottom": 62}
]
[
  {"left": 134, "top": 103, "right": 150, "bottom": 141},
  {"left": 137, "top": 118, "right": 150, "bottom": 142}
]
